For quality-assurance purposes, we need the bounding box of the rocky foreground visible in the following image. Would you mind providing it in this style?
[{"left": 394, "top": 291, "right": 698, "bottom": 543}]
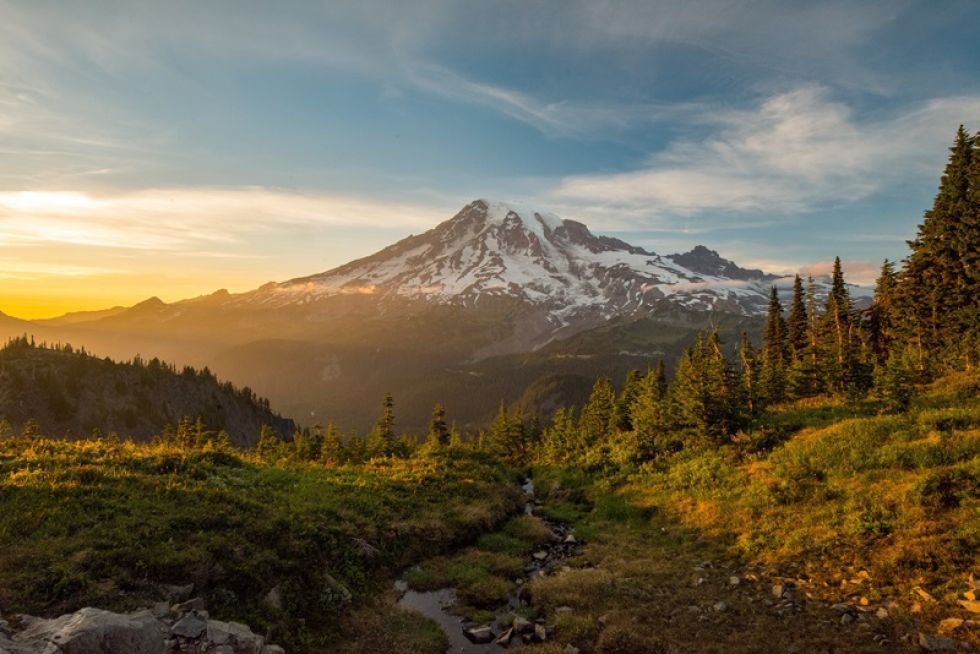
[{"left": 0, "top": 597, "right": 284, "bottom": 654}]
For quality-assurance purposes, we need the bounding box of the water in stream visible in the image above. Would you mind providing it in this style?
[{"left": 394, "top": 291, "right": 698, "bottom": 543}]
[{"left": 396, "top": 477, "right": 578, "bottom": 652}]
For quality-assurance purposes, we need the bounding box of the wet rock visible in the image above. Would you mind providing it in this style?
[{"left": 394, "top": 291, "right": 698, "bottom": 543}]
[
  {"left": 463, "top": 625, "right": 495, "bottom": 644},
  {"left": 918, "top": 632, "right": 957, "bottom": 651}
]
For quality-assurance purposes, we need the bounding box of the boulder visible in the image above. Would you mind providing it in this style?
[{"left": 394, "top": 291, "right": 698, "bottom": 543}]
[
  {"left": 14, "top": 608, "right": 165, "bottom": 654},
  {"left": 206, "top": 619, "right": 265, "bottom": 653},
  {"left": 171, "top": 613, "right": 207, "bottom": 639},
  {"left": 513, "top": 616, "right": 533, "bottom": 634},
  {"left": 918, "top": 632, "right": 957, "bottom": 651},
  {"left": 323, "top": 573, "right": 353, "bottom": 606}
]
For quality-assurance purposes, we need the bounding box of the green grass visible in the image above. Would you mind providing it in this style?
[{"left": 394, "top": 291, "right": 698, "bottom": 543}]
[{"left": 0, "top": 440, "right": 523, "bottom": 651}]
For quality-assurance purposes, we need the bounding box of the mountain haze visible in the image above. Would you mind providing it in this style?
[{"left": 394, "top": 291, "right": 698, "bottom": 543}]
[{"left": 0, "top": 200, "right": 862, "bottom": 432}]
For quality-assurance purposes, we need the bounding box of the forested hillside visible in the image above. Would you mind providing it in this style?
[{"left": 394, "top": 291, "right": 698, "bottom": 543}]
[{"left": 0, "top": 337, "right": 294, "bottom": 447}]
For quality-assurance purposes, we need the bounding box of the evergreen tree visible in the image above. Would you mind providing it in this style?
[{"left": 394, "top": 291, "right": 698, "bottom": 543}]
[
  {"left": 614, "top": 369, "right": 643, "bottom": 432},
  {"left": 737, "top": 332, "right": 758, "bottom": 416},
  {"left": 367, "top": 393, "right": 396, "bottom": 456},
  {"left": 786, "top": 275, "right": 808, "bottom": 360},
  {"left": 321, "top": 422, "right": 344, "bottom": 464},
  {"left": 427, "top": 403, "right": 450, "bottom": 446},
  {"left": 256, "top": 425, "right": 282, "bottom": 459},
  {"left": 759, "top": 287, "right": 788, "bottom": 405},
  {"left": 876, "top": 346, "right": 916, "bottom": 413},
  {"left": 344, "top": 432, "right": 366, "bottom": 464},
  {"left": 900, "top": 126, "right": 976, "bottom": 369},
  {"left": 579, "top": 377, "right": 615, "bottom": 444},
  {"left": 868, "top": 259, "right": 898, "bottom": 366},
  {"left": 487, "top": 402, "right": 527, "bottom": 463},
  {"left": 672, "top": 331, "right": 739, "bottom": 440},
  {"left": 448, "top": 421, "right": 464, "bottom": 449},
  {"left": 21, "top": 418, "right": 40, "bottom": 439},
  {"left": 541, "top": 407, "right": 578, "bottom": 463}
]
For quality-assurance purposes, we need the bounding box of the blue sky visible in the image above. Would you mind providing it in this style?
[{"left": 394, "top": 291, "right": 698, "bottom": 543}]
[{"left": 1, "top": 0, "right": 979, "bottom": 316}]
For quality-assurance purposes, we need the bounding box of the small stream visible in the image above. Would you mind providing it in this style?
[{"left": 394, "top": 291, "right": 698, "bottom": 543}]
[{"left": 396, "top": 478, "right": 579, "bottom": 652}]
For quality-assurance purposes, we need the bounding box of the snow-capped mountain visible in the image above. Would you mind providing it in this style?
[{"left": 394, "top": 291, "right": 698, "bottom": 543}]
[{"left": 243, "top": 199, "right": 779, "bottom": 324}]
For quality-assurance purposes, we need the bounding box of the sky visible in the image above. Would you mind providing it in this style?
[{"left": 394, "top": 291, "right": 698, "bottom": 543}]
[{"left": 1, "top": 1, "right": 979, "bottom": 318}]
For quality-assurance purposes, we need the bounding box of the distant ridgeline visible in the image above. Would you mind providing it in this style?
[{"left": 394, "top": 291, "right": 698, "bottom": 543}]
[{"left": 0, "top": 337, "right": 295, "bottom": 447}]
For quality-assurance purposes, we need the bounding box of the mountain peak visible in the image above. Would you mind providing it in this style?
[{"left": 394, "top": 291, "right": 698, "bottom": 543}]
[{"left": 667, "top": 246, "right": 770, "bottom": 281}]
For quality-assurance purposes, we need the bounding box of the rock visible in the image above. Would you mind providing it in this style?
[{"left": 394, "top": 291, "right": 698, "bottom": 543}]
[
  {"left": 262, "top": 646, "right": 286, "bottom": 654},
  {"left": 463, "top": 625, "right": 494, "bottom": 644},
  {"left": 513, "top": 616, "right": 533, "bottom": 634},
  {"left": 840, "top": 613, "right": 855, "bottom": 625},
  {"left": 494, "top": 628, "right": 514, "bottom": 646},
  {"left": 957, "top": 600, "right": 980, "bottom": 614},
  {"left": 876, "top": 608, "right": 889, "bottom": 620},
  {"left": 772, "top": 584, "right": 786, "bottom": 598},
  {"left": 937, "top": 618, "right": 965, "bottom": 635},
  {"left": 393, "top": 580, "right": 408, "bottom": 593},
  {"left": 563, "top": 534, "right": 577, "bottom": 544},
  {"left": 729, "top": 576, "right": 741, "bottom": 586},
  {"left": 174, "top": 597, "right": 206, "bottom": 613},
  {"left": 713, "top": 601, "right": 728, "bottom": 612},
  {"left": 918, "top": 632, "right": 957, "bottom": 651},
  {"left": 831, "top": 603, "right": 855, "bottom": 615},
  {"left": 555, "top": 606, "right": 574, "bottom": 615},
  {"left": 534, "top": 623, "right": 547, "bottom": 642},
  {"left": 323, "top": 572, "right": 353, "bottom": 605},
  {"left": 150, "top": 602, "right": 170, "bottom": 619},
  {"left": 565, "top": 646, "right": 581, "bottom": 654},
  {"left": 533, "top": 551, "right": 549, "bottom": 561},
  {"left": 206, "top": 619, "right": 265, "bottom": 653},
  {"left": 264, "top": 585, "right": 283, "bottom": 611},
  {"left": 14, "top": 608, "right": 165, "bottom": 654},
  {"left": 171, "top": 613, "right": 207, "bottom": 639},
  {"left": 352, "top": 537, "right": 382, "bottom": 559},
  {"left": 0, "top": 618, "right": 9, "bottom": 636}
]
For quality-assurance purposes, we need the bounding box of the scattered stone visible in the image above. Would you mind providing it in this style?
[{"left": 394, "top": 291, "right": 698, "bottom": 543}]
[
  {"left": 564, "top": 646, "right": 581, "bottom": 654},
  {"left": 713, "top": 601, "right": 728, "bottom": 613},
  {"left": 937, "top": 618, "right": 965, "bottom": 635},
  {"left": 263, "top": 586, "right": 283, "bottom": 612},
  {"left": 513, "top": 616, "right": 533, "bottom": 634},
  {"left": 957, "top": 600, "right": 980, "bottom": 614},
  {"left": 533, "top": 551, "right": 549, "bottom": 562},
  {"left": 494, "top": 628, "right": 514, "bottom": 646},
  {"left": 772, "top": 584, "right": 786, "bottom": 598},
  {"left": 729, "top": 576, "right": 741, "bottom": 586},
  {"left": 840, "top": 613, "right": 855, "bottom": 626},
  {"left": 918, "top": 632, "right": 957, "bottom": 651},
  {"left": 150, "top": 602, "right": 170, "bottom": 619},
  {"left": 463, "top": 625, "right": 495, "bottom": 644},
  {"left": 555, "top": 606, "right": 574, "bottom": 615},
  {"left": 174, "top": 597, "right": 206, "bottom": 613},
  {"left": 206, "top": 619, "right": 265, "bottom": 653},
  {"left": 323, "top": 572, "right": 353, "bottom": 605},
  {"left": 563, "top": 534, "right": 577, "bottom": 544},
  {"left": 534, "top": 623, "right": 547, "bottom": 642},
  {"left": 352, "top": 537, "right": 381, "bottom": 559},
  {"left": 262, "top": 646, "right": 286, "bottom": 654},
  {"left": 876, "top": 608, "right": 889, "bottom": 620},
  {"left": 393, "top": 579, "right": 408, "bottom": 593},
  {"left": 171, "top": 613, "right": 207, "bottom": 639}
]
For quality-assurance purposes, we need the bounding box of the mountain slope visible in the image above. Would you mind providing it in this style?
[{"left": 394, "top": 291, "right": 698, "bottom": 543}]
[{"left": 0, "top": 338, "right": 294, "bottom": 445}]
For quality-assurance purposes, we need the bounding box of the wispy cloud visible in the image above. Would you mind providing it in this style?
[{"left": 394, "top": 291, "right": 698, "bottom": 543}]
[
  {"left": 0, "top": 188, "right": 446, "bottom": 251},
  {"left": 550, "top": 86, "right": 980, "bottom": 228}
]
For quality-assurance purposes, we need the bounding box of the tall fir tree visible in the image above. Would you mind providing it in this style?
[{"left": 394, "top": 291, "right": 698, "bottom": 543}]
[
  {"left": 759, "top": 286, "right": 788, "bottom": 405},
  {"left": 738, "top": 331, "right": 759, "bottom": 416},
  {"left": 579, "top": 377, "right": 616, "bottom": 445},
  {"left": 614, "top": 369, "right": 643, "bottom": 432},
  {"left": 366, "top": 392, "right": 396, "bottom": 456},
  {"left": 427, "top": 403, "right": 450, "bottom": 446},
  {"left": 868, "top": 259, "right": 898, "bottom": 366},
  {"left": 900, "top": 126, "right": 976, "bottom": 369},
  {"left": 786, "top": 275, "right": 808, "bottom": 360}
]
